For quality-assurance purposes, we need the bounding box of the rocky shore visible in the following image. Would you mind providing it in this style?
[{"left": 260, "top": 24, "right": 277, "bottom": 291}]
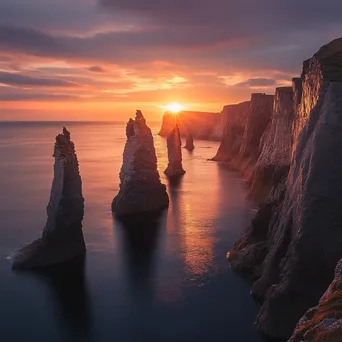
[
  {"left": 211, "top": 38, "right": 342, "bottom": 340},
  {"left": 12, "top": 128, "right": 85, "bottom": 269}
]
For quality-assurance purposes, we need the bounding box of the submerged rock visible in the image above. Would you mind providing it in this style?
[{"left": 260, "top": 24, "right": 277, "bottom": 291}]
[
  {"left": 184, "top": 133, "right": 195, "bottom": 151},
  {"left": 164, "top": 125, "right": 186, "bottom": 177},
  {"left": 112, "top": 110, "right": 169, "bottom": 216},
  {"left": 12, "top": 128, "right": 85, "bottom": 269}
]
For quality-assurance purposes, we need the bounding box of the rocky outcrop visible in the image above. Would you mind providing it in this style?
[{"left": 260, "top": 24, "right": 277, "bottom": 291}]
[
  {"left": 112, "top": 110, "right": 169, "bottom": 216},
  {"left": 211, "top": 102, "right": 250, "bottom": 162},
  {"left": 288, "top": 259, "right": 342, "bottom": 342},
  {"left": 184, "top": 133, "right": 195, "bottom": 151},
  {"left": 12, "top": 128, "right": 85, "bottom": 269},
  {"left": 159, "top": 111, "right": 220, "bottom": 139},
  {"left": 226, "top": 38, "right": 342, "bottom": 339},
  {"left": 247, "top": 87, "right": 294, "bottom": 201},
  {"left": 164, "top": 125, "right": 186, "bottom": 177}
]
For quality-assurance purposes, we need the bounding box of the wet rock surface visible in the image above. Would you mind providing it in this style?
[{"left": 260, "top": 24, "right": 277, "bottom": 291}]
[
  {"left": 164, "top": 125, "right": 186, "bottom": 177},
  {"left": 112, "top": 110, "right": 169, "bottom": 216},
  {"left": 12, "top": 127, "right": 85, "bottom": 269}
]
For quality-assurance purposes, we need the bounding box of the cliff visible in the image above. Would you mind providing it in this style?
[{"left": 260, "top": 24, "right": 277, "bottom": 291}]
[
  {"left": 247, "top": 87, "right": 294, "bottom": 201},
  {"left": 159, "top": 111, "right": 220, "bottom": 139},
  {"left": 112, "top": 110, "right": 169, "bottom": 215},
  {"left": 211, "top": 102, "right": 250, "bottom": 162},
  {"left": 288, "top": 259, "right": 342, "bottom": 342},
  {"left": 209, "top": 105, "right": 232, "bottom": 140},
  {"left": 212, "top": 94, "right": 274, "bottom": 181},
  {"left": 12, "top": 128, "right": 85, "bottom": 269},
  {"left": 225, "top": 38, "right": 342, "bottom": 339}
]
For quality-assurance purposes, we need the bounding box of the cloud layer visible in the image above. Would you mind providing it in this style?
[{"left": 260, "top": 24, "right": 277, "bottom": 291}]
[{"left": 0, "top": 0, "right": 341, "bottom": 119}]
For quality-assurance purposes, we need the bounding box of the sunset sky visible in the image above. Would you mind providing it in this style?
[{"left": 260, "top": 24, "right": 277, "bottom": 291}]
[{"left": 0, "top": 0, "right": 341, "bottom": 121}]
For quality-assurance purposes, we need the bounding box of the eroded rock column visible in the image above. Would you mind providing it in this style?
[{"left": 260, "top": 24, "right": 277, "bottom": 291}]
[
  {"left": 112, "top": 110, "right": 169, "bottom": 215},
  {"left": 164, "top": 124, "right": 186, "bottom": 177},
  {"left": 12, "top": 127, "right": 85, "bottom": 269}
]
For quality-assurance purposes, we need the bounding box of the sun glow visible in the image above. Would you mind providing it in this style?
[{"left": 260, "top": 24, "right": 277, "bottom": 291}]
[{"left": 162, "top": 102, "right": 185, "bottom": 113}]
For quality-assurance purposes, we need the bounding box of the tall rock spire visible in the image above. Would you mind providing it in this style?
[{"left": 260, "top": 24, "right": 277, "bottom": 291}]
[
  {"left": 12, "top": 128, "right": 85, "bottom": 269},
  {"left": 164, "top": 124, "right": 186, "bottom": 177},
  {"left": 112, "top": 110, "right": 169, "bottom": 215}
]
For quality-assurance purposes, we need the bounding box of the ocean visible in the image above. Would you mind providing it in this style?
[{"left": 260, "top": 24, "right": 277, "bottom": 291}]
[{"left": 0, "top": 121, "right": 264, "bottom": 342}]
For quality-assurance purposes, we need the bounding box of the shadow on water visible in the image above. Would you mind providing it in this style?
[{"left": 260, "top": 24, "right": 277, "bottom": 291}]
[
  {"left": 113, "top": 210, "right": 167, "bottom": 298},
  {"left": 16, "top": 255, "right": 94, "bottom": 342}
]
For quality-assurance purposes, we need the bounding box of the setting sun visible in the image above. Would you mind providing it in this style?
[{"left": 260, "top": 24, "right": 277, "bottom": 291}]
[{"left": 162, "top": 102, "right": 185, "bottom": 113}]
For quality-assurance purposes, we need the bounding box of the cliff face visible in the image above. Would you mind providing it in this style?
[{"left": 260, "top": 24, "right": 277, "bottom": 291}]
[
  {"left": 212, "top": 102, "right": 250, "bottom": 162},
  {"left": 226, "top": 38, "right": 342, "bottom": 339},
  {"left": 288, "top": 259, "right": 342, "bottom": 342},
  {"left": 248, "top": 87, "right": 294, "bottom": 201},
  {"left": 212, "top": 94, "right": 274, "bottom": 181},
  {"left": 209, "top": 105, "right": 231, "bottom": 140},
  {"left": 12, "top": 128, "right": 85, "bottom": 269},
  {"left": 230, "top": 93, "right": 274, "bottom": 179},
  {"left": 112, "top": 110, "right": 169, "bottom": 216},
  {"left": 159, "top": 111, "right": 220, "bottom": 139}
]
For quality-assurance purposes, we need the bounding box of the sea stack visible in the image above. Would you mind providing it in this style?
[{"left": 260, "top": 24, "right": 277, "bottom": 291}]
[
  {"left": 12, "top": 127, "right": 85, "bottom": 269},
  {"left": 184, "top": 133, "right": 195, "bottom": 151},
  {"left": 112, "top": 110, "right": 169, "bottom": 216},
  {"left": 164, "top": 125, "right": 186, "bottom": 177}
]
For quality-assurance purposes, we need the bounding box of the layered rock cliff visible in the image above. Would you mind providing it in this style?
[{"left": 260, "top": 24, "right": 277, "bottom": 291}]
[
  {"left": 225, "top": 38, "right": 342, "bottom": 339},
  {"left": 159, "top": 111, "right": 220, "bottom": 139},
  {"left": 288, "top": 258, "right": 342, "bottom": 342},
  {"left": 247, "top": 87, "right": 294, "bottom": 201},
  {"left": 212, "top": 94, "right": 274, "bottom": 181},
  {"left": 12, "top": 128, "right": 85, "bottom": 269},
  {"left": 209, "top": 105, "right": 231, "bottom": 141},
  {"left": 112, "top": 110, "right": 169, "bottom": 216},
  {"left": 164, "top": 125, "right": 186, "bottom": 177},
  {"left": 211, "top": 102, "right": 250, "bottom": 162}
]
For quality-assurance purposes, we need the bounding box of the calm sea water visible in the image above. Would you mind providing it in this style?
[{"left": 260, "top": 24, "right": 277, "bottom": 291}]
[{"left": 0, "top": 121, "right": 263, "bottom": 342}]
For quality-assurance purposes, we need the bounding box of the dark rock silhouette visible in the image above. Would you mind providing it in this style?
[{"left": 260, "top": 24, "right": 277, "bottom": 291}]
[
  {"left": 164, "top": 125, "right": 186, "bottom": 177},
  {"left": 12, "top": 128, "right": 85, "bottom": 269},
  {"left": 112, "top": 110, "right": 169, "bottom": 216},
  {"left": 184, "top": 133, "right": 195, "bottom": 151}
]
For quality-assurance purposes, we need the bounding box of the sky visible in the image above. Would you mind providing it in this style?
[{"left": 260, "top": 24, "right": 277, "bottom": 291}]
[{"left": 0, "top": 0, "right": 341, "bottom": 121}]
